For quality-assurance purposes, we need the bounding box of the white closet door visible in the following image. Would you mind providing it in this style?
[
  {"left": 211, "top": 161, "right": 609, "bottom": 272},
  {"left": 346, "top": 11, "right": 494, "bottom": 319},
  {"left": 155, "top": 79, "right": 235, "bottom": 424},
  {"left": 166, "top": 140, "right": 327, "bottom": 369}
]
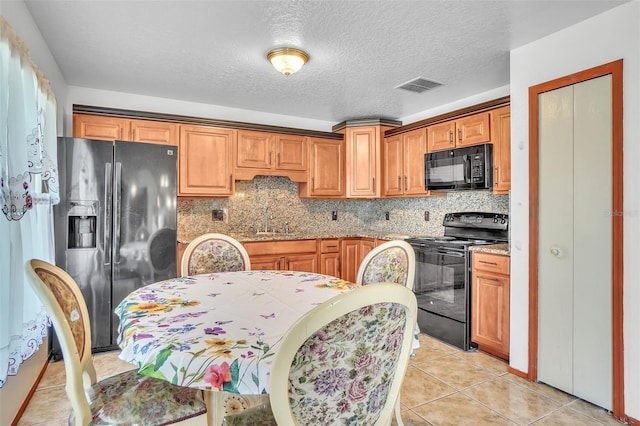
[{"left": 538, "top": 75, "right": 612, "bottom": 410}]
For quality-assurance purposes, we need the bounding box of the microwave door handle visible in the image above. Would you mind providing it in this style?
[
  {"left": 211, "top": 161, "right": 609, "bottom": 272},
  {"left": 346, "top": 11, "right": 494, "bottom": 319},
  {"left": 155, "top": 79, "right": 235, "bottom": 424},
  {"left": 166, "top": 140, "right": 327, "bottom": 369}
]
[{"left": 462, "top": 155, "right": 470, "bottom": 183}]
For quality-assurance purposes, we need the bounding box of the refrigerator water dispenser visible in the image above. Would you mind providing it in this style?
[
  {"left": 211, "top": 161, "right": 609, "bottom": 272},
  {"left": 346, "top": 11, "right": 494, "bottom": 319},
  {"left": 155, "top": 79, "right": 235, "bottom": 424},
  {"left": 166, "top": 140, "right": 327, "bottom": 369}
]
[{"left": 68, "top": 201, "right": 98, "bottom": 249}]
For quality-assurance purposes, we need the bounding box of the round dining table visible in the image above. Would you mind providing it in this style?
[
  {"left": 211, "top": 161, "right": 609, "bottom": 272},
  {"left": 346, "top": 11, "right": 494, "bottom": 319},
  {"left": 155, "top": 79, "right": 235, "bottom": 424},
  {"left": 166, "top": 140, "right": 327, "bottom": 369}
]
[{"left": 114, "top": 269, "right": 358, "bottom": 425}]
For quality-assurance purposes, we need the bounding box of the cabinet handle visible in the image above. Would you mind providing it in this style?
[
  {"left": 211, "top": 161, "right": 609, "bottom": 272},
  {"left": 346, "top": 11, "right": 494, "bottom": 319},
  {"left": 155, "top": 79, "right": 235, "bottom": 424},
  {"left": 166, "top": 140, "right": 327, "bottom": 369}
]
[
  {"left": 458, "top": 128, "right": 462, "bottom": 142},
  {"left": 494, "top": 167, "right": 498, "bottom": 186},
  {"left": 337, "top": 256, "right": 341, "bottom": 273},
  {"left": 483, "top": 276, "right": 501, "bottom": 282},
  {"left": 397, "top": 176, "right": 401, "bottom": 189},
  {"left": 327, "top": 245, "right": 338, "bottom": 249},
  {"left": 479, "top": 260, "right": 498, "bottom": 266},
  {"left": 372, "top": 177, "right": 375, "bottom": 189},
  {"left": 311, "top": 176, "right": 315, "bottom": 191},
  {"left": 448, "top": 131, "right": 453, "bottom": 144},
  {"left": 269, "top": 152, "right": 272, "bottom": 166},
  {"left": 277, "top": 153, "right": 280, "bottom": 166},
  {"left": 229, "top": 174, "right": 233, "bottom": 189},
  {"left": 404, "top": 175, "right": 408, "bottom": 190}
]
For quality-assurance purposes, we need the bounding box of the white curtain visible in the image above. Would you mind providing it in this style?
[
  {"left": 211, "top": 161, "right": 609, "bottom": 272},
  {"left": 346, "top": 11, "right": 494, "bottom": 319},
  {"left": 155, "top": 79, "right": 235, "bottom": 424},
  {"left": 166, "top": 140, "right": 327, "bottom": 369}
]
[{"left": 0, "top": 17, "right": 59, "bottom": 387}]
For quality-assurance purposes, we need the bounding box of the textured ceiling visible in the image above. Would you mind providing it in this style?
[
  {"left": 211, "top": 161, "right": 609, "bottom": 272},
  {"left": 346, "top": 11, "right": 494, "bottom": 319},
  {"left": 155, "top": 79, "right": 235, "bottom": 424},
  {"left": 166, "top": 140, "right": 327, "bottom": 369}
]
[{"left": 23, "top": 0, "right": 627, "bottom": 123}]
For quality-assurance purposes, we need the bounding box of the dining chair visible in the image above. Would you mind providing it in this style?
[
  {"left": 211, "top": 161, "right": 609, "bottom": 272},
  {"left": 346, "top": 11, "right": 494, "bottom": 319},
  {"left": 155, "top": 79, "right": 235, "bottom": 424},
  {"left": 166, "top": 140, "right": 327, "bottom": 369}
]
[
  {"left": 222, "top": 283, "right": 418, "bottom": 426},
  {"left": 26, "top": 259, "right": 207, "bottom": 426},
  {"left": 180, "top": 233, "right": 251, "bottom": 276},
  {"left": 356, "top": 239, "right": 416, "bottom": 290}
]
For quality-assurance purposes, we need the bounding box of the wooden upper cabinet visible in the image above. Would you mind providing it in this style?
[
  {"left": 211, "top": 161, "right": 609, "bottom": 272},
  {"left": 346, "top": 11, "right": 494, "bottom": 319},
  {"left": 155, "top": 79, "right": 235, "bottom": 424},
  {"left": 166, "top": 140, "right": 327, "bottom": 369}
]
[
  {"left": 344, "top": 126, "right": 385, "bottom": 198},
  {"left": 427, "top": 112, "right": 491, "bottom": 151},
  {"left": 73, "top": 113, "right": 130, "bottom": 141},
  {"left": 383, "top": 128, "right": 427, "bottom": 196},
  {"left": 276, "top": 134, "right": 307, "bottom": 171},
  {"left": 236, "top": 130, "right": 273, "bottom": 169},
  {"left": 383, "top": 135, "right": 403, "bottom": 196},
  {"left": 299, "top": 137, "right": 345, "bottom": 198},
  {"left": 130, "top": 119, "right": 178, "bottom": 145},
  {"left": 235, "top": 130, "right": 308, "bottom": 181},
  {"left": 73, "top": 114, "right": 178, "bottom": 146},
  {"left": 491, "top": 106, "right": 511, "bottom": 194},
  {"left": 178, "top": 125, "right": 235, "bottom": 197}
]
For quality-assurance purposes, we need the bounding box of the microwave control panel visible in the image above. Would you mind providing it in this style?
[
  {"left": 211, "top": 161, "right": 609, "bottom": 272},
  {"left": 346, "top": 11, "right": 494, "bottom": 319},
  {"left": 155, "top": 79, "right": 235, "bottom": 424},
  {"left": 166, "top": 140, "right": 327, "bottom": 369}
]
[{"left": 471, "top": 155, "right": 485, "bottom": 182}]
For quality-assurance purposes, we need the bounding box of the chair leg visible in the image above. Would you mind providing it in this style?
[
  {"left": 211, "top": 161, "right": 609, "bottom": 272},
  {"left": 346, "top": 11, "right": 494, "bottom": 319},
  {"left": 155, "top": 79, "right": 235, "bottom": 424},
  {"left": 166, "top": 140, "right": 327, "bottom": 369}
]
[{"left": 394, "top": 397, "right": 404, "bottom": 426}]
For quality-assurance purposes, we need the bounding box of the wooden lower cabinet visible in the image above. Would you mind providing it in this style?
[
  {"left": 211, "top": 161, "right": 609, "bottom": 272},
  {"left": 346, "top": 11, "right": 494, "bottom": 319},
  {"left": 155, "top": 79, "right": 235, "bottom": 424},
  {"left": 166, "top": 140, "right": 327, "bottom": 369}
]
[
  {"left": 340, "top": 238, "right": 376, "bottom": 282},
  {"left": 471, "top": 252, "right": 510, "bottom": 360},
  {"left": 177, "top": 242, "right": 187, "bottom": 276},
  {"left": 319, "top": 239, "right": 341, "bottom": 277},
  {"left": 243, "top": 240, "right": 318, "bottom": 273}
]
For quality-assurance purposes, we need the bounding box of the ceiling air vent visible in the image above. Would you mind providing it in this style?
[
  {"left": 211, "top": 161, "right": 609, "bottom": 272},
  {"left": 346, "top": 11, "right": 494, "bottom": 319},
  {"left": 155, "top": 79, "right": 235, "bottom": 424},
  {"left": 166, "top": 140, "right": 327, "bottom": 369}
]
[{"left": 396, "top": 77, "right": 442, "bottom": 93}]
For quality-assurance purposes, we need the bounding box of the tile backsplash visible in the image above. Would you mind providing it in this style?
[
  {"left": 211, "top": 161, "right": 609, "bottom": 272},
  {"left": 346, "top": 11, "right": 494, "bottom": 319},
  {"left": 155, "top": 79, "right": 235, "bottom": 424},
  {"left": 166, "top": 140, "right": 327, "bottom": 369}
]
[{"left": 177, "top": 176, "right": 510, "bottom": 240}]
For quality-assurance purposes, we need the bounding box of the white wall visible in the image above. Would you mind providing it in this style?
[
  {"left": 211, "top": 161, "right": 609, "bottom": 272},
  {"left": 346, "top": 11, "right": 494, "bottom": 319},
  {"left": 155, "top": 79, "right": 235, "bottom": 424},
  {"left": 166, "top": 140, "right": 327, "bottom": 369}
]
[
  {"left": 65, "top": 86, "right": 335, "bottom": 135},
  {"left": 510, "top": 1, "right": 640, "bottom": 419}
]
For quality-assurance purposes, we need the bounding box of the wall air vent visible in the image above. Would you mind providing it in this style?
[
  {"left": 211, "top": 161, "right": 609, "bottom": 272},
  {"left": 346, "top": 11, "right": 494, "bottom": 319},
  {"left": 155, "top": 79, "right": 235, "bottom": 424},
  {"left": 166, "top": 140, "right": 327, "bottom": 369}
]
[{"left": 395, "top": 77, "right": 442, "bottom": 93}]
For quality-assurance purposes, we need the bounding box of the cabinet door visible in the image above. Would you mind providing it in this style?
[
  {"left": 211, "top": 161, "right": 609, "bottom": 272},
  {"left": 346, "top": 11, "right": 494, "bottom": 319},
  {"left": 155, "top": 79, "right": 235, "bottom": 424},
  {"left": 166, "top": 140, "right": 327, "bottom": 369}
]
[
  {"left": 303, "top": 138, "right": 345, "bottom": 197},
  {"left": 360, "top": 239, "right": 375, "bottom": 260},
  {"left": 251, "top": 255, "right": 283, "bottom": 271},
  {"left": 345, "top": 127, "right": 379, "bottom": 198},
  {"left": 456, "top": 112, "right": 491, "bottom": 147},
  {"left": 286, "top": 254, "right": 317, "bottom": 273},
  {"left": 320, "top": 253, "right": 341, "bottom": 277},
  {"left": 236, "top": 130, "right": 273, "bottom": 169},
  {"left": 383, "top": 135, "right": 403, "bottom": 196},
  {"left": 130, "top": 119, "right": 178, "bottom": 145},
  {"left": 276, "top": 134, "right": 307, "bottom": 171},
  {"left": 178, "top": 125, "right": 234, "bottom": 196},
  {"left": 427, "top": 121, "right": 455, "bottom": 152},
  {"left": 73, "top": 113, "right": 130, "bottom": 141},
  {"left": 491, "top": 107, "right": 511, "bottom": 194},
  {"left": 471, "top": 271, "right": 510, "bottom": 359},
  {"left": 402, "top": 128, "right": 428, "bottom": 195},
  {"left": 340, "top": 239, "right": 360, "bottom": 283}
]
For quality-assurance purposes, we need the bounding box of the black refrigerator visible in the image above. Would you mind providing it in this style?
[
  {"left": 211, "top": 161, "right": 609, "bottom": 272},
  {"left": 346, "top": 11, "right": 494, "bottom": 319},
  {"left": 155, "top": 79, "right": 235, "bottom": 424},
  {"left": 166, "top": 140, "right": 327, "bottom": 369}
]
[{"left": 52, "top": 137, "right": 178, "bottom": 359}]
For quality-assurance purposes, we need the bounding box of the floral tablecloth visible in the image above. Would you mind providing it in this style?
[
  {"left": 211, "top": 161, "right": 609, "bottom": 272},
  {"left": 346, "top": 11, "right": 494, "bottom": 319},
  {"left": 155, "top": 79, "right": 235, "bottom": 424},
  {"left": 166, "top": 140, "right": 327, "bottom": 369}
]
[{"left": 115, "top": 270, "right": 358, "bottom": 395}]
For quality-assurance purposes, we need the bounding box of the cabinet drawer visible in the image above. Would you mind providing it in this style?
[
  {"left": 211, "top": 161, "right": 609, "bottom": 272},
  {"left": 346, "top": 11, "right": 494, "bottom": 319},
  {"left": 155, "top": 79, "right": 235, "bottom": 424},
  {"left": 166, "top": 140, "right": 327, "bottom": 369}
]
[
  {"left": 320, "top": 239, "right": 340, "bottom": 253},
  {"left": 473, "top": 252, "right": 509, "bottom": 275},
  {"left": 243, "top": 239, "right": 317, "bottom": 256}
]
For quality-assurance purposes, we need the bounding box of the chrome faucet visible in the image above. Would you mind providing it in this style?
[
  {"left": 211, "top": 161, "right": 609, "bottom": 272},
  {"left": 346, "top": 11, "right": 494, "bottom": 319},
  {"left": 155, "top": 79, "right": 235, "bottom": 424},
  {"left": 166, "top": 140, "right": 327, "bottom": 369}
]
[{"left": 263, "top": 207, "right": 273, "bottom": 233}]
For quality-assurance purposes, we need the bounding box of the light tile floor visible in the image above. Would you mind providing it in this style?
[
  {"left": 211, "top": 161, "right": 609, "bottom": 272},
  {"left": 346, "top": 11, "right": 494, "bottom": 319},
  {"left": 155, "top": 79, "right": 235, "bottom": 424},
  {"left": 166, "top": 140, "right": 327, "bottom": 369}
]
[{"left": 18, "top": 334, "right": 624, "bottom": 425}]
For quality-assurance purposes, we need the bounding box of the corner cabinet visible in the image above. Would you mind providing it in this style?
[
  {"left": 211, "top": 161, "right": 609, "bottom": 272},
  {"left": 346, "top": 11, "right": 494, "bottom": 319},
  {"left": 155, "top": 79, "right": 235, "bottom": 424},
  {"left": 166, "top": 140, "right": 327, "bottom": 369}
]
[
  {"left": 234, "top": 130, "right": 308, "bottom": 182},
  {"left": 178, "top": 125, "right": 235, "bottom": 197},
  {"left": 471, "top": 251, "right": 510, "bottom": 360},
  {"left": 73, "top": 113, "right": 178, "bottom": 145},
  {"left": 491, "top": 106, "right": 511, "bottom": 194},
  {"left": 383, "top": 128, "right": 428, "bottom": 196},
  {"left": 427, "top": 112, "right": 491, "bottom": 152},
  {"left": 299, "top": 137, "right": 345, "bottom": 198}
]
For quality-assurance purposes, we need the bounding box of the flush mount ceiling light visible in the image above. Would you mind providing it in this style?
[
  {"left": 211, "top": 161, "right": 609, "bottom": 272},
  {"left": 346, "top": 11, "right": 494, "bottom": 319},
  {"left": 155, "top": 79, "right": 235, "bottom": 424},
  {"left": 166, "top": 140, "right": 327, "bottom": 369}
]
[{"left": 267, "top": 47, "right": 309, "bottom": 76}]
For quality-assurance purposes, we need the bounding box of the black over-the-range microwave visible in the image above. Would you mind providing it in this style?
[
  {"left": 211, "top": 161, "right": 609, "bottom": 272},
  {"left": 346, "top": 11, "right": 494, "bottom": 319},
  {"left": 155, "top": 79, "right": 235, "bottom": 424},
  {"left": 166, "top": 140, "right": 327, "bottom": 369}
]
[{"left": 425, "top": 143, "right": 493, "bottom": 191}]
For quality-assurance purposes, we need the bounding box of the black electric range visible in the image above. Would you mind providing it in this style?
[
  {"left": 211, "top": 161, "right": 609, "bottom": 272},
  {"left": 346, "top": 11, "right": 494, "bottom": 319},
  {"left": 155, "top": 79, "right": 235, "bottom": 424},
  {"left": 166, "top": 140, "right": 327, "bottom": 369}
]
[{"left": 406, "top": 212, "right": 508, "bottom": 350}]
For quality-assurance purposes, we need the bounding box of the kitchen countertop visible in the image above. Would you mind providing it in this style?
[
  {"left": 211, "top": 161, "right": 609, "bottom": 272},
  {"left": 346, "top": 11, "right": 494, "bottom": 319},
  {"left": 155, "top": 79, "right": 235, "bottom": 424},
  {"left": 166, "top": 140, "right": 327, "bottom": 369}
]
[
  {"left": 177, "top": 230, "right": 418, "bottom": 245},
  {"left": 469, "top": 243, "right": 510, "bottom": 256}
]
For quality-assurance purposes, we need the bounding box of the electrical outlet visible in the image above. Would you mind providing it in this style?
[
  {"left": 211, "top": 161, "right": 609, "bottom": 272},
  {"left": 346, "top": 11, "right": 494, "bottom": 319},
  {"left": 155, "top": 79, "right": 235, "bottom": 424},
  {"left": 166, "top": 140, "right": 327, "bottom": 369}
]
[
  {"left": 332, "top": 211, "right": 338, "bottom": 220},
  {"left": 424, "top": 211, "right": 430, "bottom": 221},
  {"left": 385, "top": 212, "right": 390, "bottom": 220},
  {"left": 212, "top": 209, "right": 224, "bottom": 221}
]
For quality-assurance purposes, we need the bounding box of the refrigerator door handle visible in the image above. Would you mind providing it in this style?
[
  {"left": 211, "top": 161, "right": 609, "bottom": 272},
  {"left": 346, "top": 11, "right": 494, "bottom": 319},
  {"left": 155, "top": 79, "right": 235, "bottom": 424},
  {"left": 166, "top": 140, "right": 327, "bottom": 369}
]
[
  {"left": 104, "top": 163, "right": 112, "bottom": 265},
  {"left": 114, "top": 162, "right": 122, "bottom": 264}
]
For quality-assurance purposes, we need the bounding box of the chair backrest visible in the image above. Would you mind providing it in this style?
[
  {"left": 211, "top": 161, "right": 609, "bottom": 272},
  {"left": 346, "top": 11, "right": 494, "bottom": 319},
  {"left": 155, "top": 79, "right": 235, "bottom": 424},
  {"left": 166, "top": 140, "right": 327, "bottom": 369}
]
[
  {"left": 180, "top": 233, "right": 251, "bottom": 276},
  {"left": 269, "top": 283, "right": 417, "bottom": 425},
  {"left": 356, "top": 240, "right": 416, "bottom": 290},
  {"left": 26, "top": 259, "right": 97, "bottom": 424}
]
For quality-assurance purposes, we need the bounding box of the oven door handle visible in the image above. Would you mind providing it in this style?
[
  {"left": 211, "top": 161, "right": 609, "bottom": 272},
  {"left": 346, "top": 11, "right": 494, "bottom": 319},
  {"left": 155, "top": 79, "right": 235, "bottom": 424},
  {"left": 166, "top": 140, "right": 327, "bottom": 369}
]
[{"left": 417, "top": 248, "right": 466, "bottom": 257}]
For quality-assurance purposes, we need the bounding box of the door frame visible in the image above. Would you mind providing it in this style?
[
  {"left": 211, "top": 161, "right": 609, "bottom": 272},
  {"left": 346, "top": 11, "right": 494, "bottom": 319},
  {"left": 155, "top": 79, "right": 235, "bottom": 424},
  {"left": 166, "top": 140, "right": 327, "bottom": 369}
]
[{"left": 528, "top": 59, "right": 624, "bottom": 419}]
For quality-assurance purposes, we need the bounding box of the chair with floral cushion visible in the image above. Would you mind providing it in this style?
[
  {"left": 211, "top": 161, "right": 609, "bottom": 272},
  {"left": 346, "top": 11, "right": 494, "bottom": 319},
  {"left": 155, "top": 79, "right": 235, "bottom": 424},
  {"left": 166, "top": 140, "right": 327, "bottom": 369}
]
[
  {"left": 26, "top": 259, "right": 207, "bottom": 426},
  {"left": 180, "top": 233, "right": 251, "bottom": 277},
  {"left": 222, "top": 283, "right": 418, "bottom": 426},
  {"left": 356, "top": 239, "right": 415, "bottom": 290}
]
